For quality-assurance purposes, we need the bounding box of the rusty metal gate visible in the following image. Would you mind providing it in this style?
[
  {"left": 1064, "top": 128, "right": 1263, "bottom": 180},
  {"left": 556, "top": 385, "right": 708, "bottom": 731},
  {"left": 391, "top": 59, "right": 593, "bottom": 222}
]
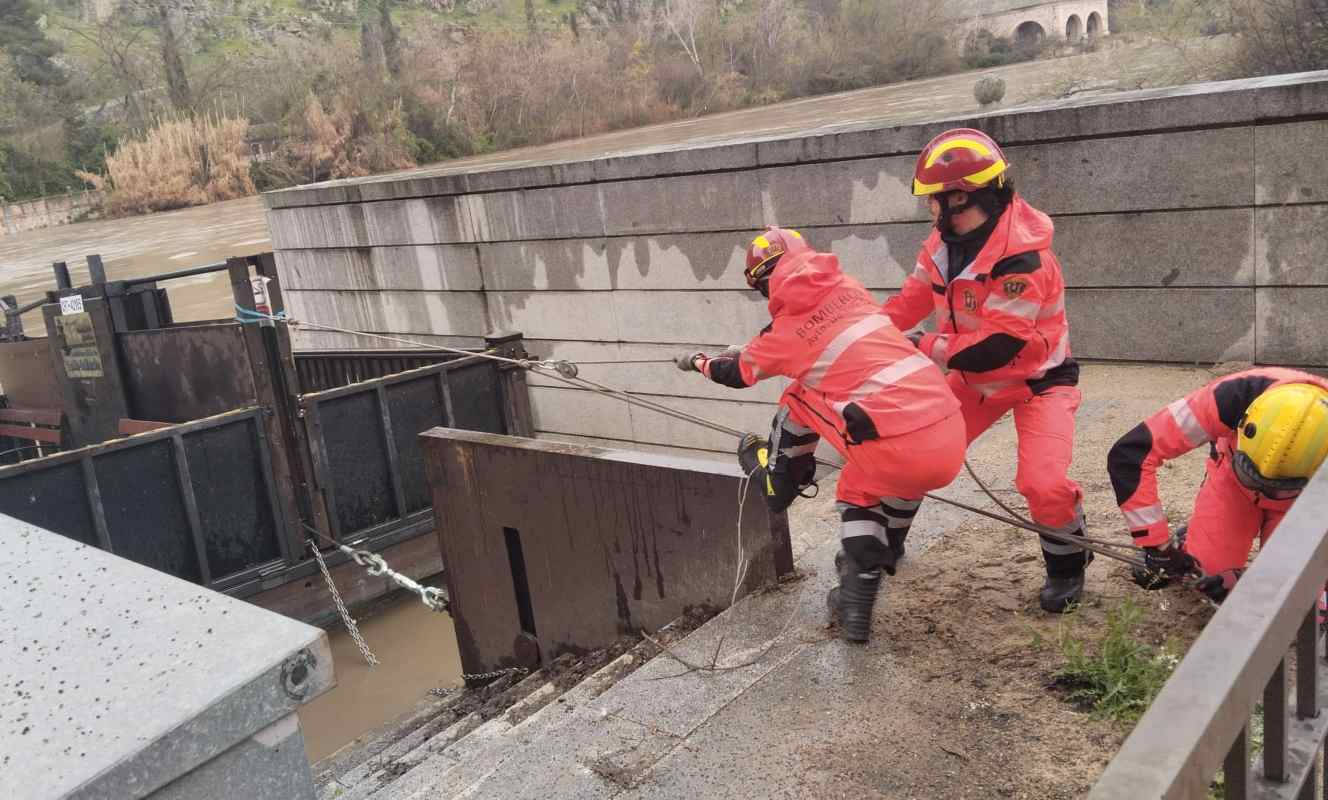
[
  {"left": 300, "top": 353, "right": 520, "bottom": 546},
  {"left": 0, "top": 408, "right": 287, "bottom": 590},
  {"left": 0, "top": 253, "right": 534, "bottom": 605}
]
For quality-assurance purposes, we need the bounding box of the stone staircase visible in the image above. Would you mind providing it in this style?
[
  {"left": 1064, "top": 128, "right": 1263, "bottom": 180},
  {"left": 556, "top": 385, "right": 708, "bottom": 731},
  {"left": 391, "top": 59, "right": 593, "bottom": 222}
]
[{"left": 315, "top": 623, "right": 694, "bottom": 800}]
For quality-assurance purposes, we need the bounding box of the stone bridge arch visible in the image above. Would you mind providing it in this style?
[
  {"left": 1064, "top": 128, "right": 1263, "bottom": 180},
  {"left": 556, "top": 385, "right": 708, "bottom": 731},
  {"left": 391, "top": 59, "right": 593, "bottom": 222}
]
[{"left": 958, "top": 1, "right": 1111, "bottom": 44}]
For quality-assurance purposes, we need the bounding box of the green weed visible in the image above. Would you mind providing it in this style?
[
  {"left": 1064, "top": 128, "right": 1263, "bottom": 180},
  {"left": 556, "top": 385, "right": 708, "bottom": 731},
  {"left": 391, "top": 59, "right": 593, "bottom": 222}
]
[{"left": 1054, "top": 599, "right": 1180, "bottom": 722}]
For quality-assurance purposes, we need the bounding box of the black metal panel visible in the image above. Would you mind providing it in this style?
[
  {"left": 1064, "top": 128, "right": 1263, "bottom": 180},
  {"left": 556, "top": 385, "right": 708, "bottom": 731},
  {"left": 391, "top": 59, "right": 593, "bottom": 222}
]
[
  {"left": 120, "top": 325, "right": 257, "bottom": 423},
  {"left": 385, "top": 377, "right": 446, "bottom": 514},
  {"left": 94, "top": 441, "right": 200, "bottom": 582},
  {"left": 184, "top": 420, "right": 280, "bottom": 579},
  {"left": 447, "top": 364, "right": 507, "bottom": 434},
  {"left": 0, "top": 463, "right": 96, "bottom": 545},
  {"left": 295, "top": 350, "right": 462, "bottom": 393},
  {"left": 320, "top": 391, "right": 395, "bottom": 536}
]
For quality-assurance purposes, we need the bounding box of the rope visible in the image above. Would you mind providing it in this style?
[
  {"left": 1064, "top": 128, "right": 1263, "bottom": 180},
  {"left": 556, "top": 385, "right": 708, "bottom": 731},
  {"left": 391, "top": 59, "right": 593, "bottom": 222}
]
[{"left": 249, "top": 310, "right": 1151, "bottom": 571}]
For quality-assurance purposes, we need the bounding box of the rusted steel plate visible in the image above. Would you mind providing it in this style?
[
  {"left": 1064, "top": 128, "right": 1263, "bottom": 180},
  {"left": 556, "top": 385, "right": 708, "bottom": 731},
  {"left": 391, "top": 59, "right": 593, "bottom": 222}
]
[
  {"left": 422, "top": 429, "right": 793, "bottom": 677},
  {"left": 119, "top": 324, "right": 257, "bottom": 423},
  {"left": 0, "top": 338, "right": 59, "bottom": 408}
]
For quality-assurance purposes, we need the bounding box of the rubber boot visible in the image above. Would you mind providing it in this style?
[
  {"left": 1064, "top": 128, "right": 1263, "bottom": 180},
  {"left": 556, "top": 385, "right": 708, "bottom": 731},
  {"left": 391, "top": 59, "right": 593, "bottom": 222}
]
[
  {"left": 828, "top": 550, "right": 882, "bottom": 643},
  {"left": 1039, "top": 551, "right": 1094, "bottom": 614}
]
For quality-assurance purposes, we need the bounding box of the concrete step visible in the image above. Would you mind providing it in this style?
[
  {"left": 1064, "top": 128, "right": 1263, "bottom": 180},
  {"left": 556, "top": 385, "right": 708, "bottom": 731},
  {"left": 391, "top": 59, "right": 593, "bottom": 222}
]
[
  {"left": 385, "top": 645, "right": 650, "bottom": 800},
  {"left": 314, "top": 685, "right": 472, "bottom": 798},
  {"left": 325, "top": 668, "right": 548, "bottom": 800}
]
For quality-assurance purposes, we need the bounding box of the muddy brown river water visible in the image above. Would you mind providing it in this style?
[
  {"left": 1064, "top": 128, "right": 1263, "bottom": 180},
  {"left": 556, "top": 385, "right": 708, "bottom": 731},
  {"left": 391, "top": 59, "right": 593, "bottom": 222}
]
[
  {"left": 299, "top": 597, "right": 465, "bottom": 764},
  {"left": 0, "top": 196, "right": 269, "bottom": 331}
]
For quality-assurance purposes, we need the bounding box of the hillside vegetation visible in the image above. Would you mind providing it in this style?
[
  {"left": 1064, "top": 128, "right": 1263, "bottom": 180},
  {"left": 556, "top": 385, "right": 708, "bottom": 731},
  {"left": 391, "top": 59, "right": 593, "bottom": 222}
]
[{"left": 0, "top": 0, "right": 1324, "bottom": 214}]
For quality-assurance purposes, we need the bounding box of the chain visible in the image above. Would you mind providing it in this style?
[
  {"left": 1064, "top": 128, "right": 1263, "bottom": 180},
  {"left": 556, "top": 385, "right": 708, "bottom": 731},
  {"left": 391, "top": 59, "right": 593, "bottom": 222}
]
[
  {"left": 427, "top": 667, "right": 529, "bottom": 697},
  {"left": 304, "top": 525, "right": 450, "bottom": 613},
  {"left": 307, "top": 539, "right": 380, "bottom": 667},
  {"left": 350, "top": 548, "right": 451, "bottom": 612}
]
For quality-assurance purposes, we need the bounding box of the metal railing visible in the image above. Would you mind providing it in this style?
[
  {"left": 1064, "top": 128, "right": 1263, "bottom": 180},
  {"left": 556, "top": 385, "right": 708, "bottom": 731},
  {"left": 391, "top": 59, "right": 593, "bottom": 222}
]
[{"left": 1092, "top": 467, "right": 1328, "bottom": 799}]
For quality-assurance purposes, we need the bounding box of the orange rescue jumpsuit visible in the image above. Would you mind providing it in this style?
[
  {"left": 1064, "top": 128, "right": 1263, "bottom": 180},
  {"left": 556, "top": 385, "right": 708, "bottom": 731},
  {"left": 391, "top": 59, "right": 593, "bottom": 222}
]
[
  {"left": 697, "top": 248, "right": 965, "bottom": 570},
  {"left": 884, "top": 194, "right": 1086, "bottom": 575}
]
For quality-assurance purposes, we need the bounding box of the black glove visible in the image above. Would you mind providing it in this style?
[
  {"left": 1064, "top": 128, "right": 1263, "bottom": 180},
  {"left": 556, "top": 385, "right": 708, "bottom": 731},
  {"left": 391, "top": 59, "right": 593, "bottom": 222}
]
[
  {"left": 1195, "top": 570, "right": 1242, "bottom": 603},
  {"left": 737, "top": 433, "right": 768, "bottom": 476},
  {"left": 1131, "top": 545, "right": 1197, "bottom": 590},
  {"left": 674, "top": 352, "right": 705, "bottom": 372}
]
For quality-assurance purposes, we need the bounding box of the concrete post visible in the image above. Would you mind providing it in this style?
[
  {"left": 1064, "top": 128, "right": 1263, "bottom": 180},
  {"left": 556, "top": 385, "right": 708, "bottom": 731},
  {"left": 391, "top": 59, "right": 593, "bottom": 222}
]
[{"left": 0, "top": 513, "right": 334, "bottom": 799}]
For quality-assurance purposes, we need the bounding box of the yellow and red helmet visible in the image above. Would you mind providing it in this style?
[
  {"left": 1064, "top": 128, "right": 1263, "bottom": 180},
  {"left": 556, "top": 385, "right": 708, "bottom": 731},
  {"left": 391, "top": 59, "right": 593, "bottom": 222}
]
[
  {"left": 744, "top": 226, "right": 808, "bottom": 289},
  {"left": 912, "top": 128, "right": 1010, "bottom": 197}
]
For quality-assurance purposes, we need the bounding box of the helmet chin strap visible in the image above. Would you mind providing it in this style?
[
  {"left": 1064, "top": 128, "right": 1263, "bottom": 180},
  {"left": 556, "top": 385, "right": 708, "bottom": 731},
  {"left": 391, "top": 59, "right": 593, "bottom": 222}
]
[
  {"left": 934, "top": 184, "right": 1011, "bottom": 233},
  {"left": 934, "top": 190, "right": 966, "bottom": 233}
]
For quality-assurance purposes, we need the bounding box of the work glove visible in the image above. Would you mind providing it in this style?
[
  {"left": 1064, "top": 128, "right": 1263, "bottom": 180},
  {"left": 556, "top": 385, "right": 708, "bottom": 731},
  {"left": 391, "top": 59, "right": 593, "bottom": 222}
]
[
  {"left": 674, "top": 352, "right": 705, "bottom": 372},
  {"left": 905, "top": 331, "right": 924, "bottom": 348},
  {"left": 1195, "top": 569, "right": 1242, "bottom": 603},
  {"left": 737, "top": 433, "right": 768, "bottom": 476},
  {"left": 1130, "top": 545, "right": 1197, "bottom": 590}
]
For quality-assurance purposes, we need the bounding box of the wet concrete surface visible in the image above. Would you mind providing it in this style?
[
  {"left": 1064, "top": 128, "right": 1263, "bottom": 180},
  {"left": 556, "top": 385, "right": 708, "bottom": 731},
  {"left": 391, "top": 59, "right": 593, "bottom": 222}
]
[{"left": 298, "top": 592, "right": 465, "bottom": 764}]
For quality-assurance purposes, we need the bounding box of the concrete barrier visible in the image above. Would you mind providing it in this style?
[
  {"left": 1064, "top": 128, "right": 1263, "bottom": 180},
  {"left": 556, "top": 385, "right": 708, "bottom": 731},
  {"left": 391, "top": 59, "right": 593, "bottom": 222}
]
[
  {"left": 0, "top": 513, "right": 333, "bottom": 799},
  {"left": 266, "top": 71, "right": 1328, "bottom": 456},
  {"left": 420, "top": 429, "right": 793, "bottom": 677}
]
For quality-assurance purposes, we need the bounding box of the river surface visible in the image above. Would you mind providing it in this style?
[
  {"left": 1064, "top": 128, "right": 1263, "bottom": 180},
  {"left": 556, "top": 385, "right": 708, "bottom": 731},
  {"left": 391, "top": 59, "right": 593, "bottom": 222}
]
[
  {"left": 298, "top": 594, "right": 465, "bottom": 764},
  {"left": 0, "top": 196, "right": 269, "bottom": 333}
]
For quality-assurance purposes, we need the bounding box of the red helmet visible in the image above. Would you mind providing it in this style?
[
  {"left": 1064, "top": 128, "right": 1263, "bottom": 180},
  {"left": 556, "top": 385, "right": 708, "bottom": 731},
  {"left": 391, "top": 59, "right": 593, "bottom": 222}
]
[
  {"left": 912, "top": 128, "right": 1009, "bottom": 196},
  {"left": 744, "top": 226, "right": 808, "bottom": 288}
]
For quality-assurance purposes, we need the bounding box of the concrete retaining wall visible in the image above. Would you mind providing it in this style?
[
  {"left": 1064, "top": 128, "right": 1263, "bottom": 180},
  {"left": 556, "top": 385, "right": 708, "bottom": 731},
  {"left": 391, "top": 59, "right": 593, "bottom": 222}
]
[
  {"left": 265, "top": 71, "right": 1328, "bottom": 456},
  {"left": 0, "top": 190, "right": 102, "bottom": 237}
]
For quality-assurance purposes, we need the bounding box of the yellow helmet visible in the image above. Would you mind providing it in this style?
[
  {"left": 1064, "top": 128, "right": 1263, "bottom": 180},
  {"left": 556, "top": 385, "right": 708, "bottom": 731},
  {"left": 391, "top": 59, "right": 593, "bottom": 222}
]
[{"left": 1233, "top": 383, "right": 1328, "bottom": 495}]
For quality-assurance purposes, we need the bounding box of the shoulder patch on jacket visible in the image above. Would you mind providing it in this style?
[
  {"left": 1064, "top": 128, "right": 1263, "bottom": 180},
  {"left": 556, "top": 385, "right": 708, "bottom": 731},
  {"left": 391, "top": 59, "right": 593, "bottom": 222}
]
[
  {"left": 1000, "top": 278, "right": 1029, "bottom": 299},
  {"left": 991, "top": 251, "right": 1042, "bottom": 279}
]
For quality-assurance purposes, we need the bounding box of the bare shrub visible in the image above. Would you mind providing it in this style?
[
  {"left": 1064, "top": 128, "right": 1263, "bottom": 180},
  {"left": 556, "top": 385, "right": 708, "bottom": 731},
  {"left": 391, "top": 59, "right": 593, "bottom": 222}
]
[
  {"left": 1230, "top": 0, "right": 1328, "bottom": 73},
  {"left": 267, "top": 91, "right": 416, "bottom": 184},
  {"left": 974, "top": 75, "right": 1007, "bottom": 106},
  {"left": 78, "top": 113, "right": 255, "bottom": 216}
]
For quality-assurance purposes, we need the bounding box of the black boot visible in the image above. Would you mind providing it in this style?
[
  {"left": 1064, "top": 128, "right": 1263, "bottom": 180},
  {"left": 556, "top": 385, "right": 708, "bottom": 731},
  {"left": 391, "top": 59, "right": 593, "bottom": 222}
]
[
  {"left": 1040, "top": 549, "right": 1094, "bottom": 614},
  {"left": 828, "top": 550, "right": 882, "bottom": 643}
]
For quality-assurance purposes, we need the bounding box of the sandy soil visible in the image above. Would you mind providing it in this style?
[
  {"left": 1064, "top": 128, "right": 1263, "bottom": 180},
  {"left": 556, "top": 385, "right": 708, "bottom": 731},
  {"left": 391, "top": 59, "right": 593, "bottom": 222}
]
[{"left": 780, "top": 361, "right": 1235, "bottom": 796}]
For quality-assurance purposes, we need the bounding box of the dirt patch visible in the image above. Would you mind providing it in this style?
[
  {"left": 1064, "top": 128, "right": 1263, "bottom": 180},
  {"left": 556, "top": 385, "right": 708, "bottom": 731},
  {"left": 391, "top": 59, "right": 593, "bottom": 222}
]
[
  {"left": 872, "top": 526, "right": 1213, "bottom": 797},
  {"left": 783, "top": 363, "right": 1227, "bottom": 795}
]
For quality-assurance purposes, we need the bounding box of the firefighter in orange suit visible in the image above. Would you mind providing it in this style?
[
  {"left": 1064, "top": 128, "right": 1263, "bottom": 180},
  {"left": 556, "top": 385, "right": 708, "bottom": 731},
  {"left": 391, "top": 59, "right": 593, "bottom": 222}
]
[
  {"left": 675, "top": 227, "right": 967, "bottom": 642},
  {"left": 1110, "top": 369, "right": 1328, "bottom": 601},
  {"left": 884, "top": 128, "right": 1089, "bottom": 613}
]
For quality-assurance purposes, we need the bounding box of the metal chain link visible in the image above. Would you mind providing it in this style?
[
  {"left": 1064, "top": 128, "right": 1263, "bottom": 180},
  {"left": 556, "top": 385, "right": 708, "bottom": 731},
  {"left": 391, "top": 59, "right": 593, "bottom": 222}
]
[
  {"left": 304, "top": 525, "right": 450, "bottom": 613},
  {"left": 428, "top": 667, "right": 529, "bottom": 697},
  {"left": 349, "top": 548, "right": 451, "bottom": 612},
  {"left": 307, "top": 539, "right": 380, "bottom": 667}
]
